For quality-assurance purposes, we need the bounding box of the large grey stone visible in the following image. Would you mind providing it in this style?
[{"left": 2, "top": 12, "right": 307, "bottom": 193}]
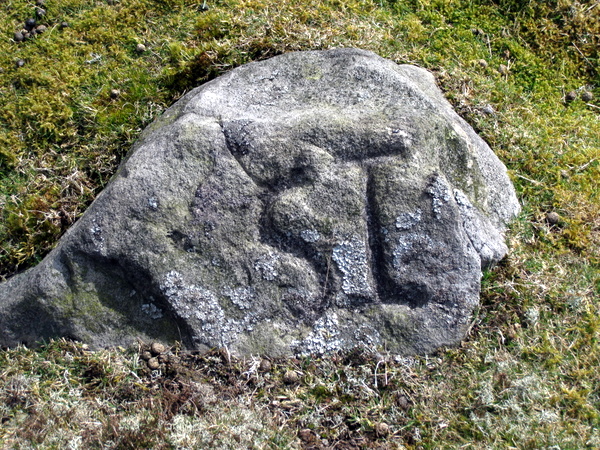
[{"left": 0, "top": 48, "right": 520, "bottom": 355}]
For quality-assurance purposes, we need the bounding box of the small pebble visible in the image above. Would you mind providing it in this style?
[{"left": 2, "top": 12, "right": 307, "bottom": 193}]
[
  {"left": 396, "top": 394, "right": 410, "bottom": 410},
  {"left": 147, "top": 357, "right": 160, "bottom": 370},
  {"left": 259, "top": 359, "right": 272, "bottom": 372},
  {"left": 298, "top": 429, "right": 313, "bottom": 442},
  {"left": 14, "top": 31, "right": 24, "bottom": 42},
  {"left": 36, "top": 25, "right": 47, "bottom": 34},
  {"left": 36, "top": 7, "right": 46, "bottom": 18},
  {"left": 135, "top": 43, "right": 146, "bottom": 53},
  {"left": 140, "top": 350, "right": 152, "bottom": 360},
  {"left": 109, "top": 88, "right": 120, "bottom": 99},
  {"left": 581, "top": 91, "right": 593, "bottom": 102},
  {"left": 36, "top": 0, "right": 46, "bottom": 5},
  {"left": 546, "top": 211, "right": 561, "bottom": 225},
  {"left": 374, "top": 422, "right": 390, "bottom": 437},
  {"left": 498, "top": 64, "right": 508, "bottom": 76},
  {"left": 150, "top": 342, "right": 165, "bottom": 354},
  {"left": 25, "top": 18, "right": 36, "bottom": 30},
  {"left": 565, "top": 91, "right": 577, "bottom": 102},
  {"left": 60, "top": 21, "right": 69, "bottom": 29},
  {"left": 482, "top": 104, "right": 495, "bottom": 115},
  {"left": 478, "top": 59, "right": 488, "bottom": 68},
  {"left": 15, "top": 59, "right": 25, "bottom": 68},
  {"left": 283, "top": 370, "right": 299, "bottom": 384},
  {"left": 199, "top": 3, "right": 209, "bottom": 11}
]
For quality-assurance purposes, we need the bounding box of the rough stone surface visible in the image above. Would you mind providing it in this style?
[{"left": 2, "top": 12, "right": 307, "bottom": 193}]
[{"left": 0, "top": 48, "right": 520, "bottom": 356}]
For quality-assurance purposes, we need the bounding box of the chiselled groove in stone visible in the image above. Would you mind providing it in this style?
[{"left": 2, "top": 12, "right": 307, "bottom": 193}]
[
  {"left": 365, "top": 168, "right": 392, "bottom": 305},
  {"left": 218, "top": 120, "right": 263, "bottom": 189}
]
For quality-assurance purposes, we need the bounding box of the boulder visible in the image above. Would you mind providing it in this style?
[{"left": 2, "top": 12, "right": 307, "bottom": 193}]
[{"left": 0, "top": 48, "right": 520, "bottom": 355}]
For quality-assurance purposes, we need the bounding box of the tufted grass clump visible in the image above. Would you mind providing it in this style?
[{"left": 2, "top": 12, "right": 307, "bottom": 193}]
[{"left": 0, "top": 0, "right": 598, "bottom": 447}]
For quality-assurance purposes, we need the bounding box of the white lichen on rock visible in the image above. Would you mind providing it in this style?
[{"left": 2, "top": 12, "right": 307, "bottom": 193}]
[
  {"left": 222, "top": 286, "right": 255, "bottom": 310},
  {"left": 141, "top": 302, "right": 163, "bottom": 319},
  {"left": 253, "top": 252, "right": 280, "bottom": 281},
  {"left": 427, "top": 174, "right": 451, "bottom": 218},
  {"left": 292, "top": 312, "right": 344, "bottom": 356},
  {"left": 395, "top": 209, "right": 422, "bottom": 230},
  {"left": 332, "top": 237, "right": 374, "bottom": 297},
  {"left": 300, "top": 229, "right": 321, "bottom": 243}
]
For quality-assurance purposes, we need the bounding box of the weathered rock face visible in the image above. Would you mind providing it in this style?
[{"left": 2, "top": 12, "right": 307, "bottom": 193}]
[{"left": 0, "top": 49, "right": 520, "bottom": 355}]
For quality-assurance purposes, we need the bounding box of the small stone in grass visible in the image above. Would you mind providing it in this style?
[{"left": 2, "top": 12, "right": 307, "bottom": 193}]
[
  {"left": 14, "top": 31, "right": 24, "bottom": 42},
  {"left": 478, "top": 59, "right": 488, "bottom": 68},
  {"left": 481, "top": 104, "right": 495, "bottom": 115},
  {"left": 15, "top": 59, "right": 25, "bottom": 68},
  {"left": 60, "top": 21, "right": 69, "bottom": 29},
  {"left": 150, "top": 342, "right": 165, "bottom": 355},
  {"left": 36, "top": 25, "right": 47, "bottom": 34},
  {"left": 546, "top": 211, "right": 560, "bottom": 225},
  {"left": 565, "top": 91, "right": 577, "bottom": 102},
  {"left": 396, "top": 394, "right": 410, "bottom": 410},
  {"left": 36, "top": 0, "right": 46, "bottom": 5},
  {"left": 581, "top": 91, "right": 593, "bottom": 102},
  {"left": 283, "top": 370, "right": 299, "bottom": 384},
  {"left": 375, "top": 422, "right": 390, "bottom": 437},
  {"left": 298, "top": 429, "right": 313, "bottom": 442},
  {"left": 25, "top": 18, "right": 36, "bottom": 30},
  {"left": 147, "top": 357, "right": 160, "bottom": 370},
  {"left": 498, "top": 64, "right": 508, "bottom": 76},
  {"left": 36, "top": 8, "right": 46, "bottom": 18},
  {"left": 136, "top": 43, "right": 146, "bottom": 53},
  {"left": 259, "top": 359, "right": 272, "bottom": 372},
  {"left": 140, "top": 351, "right": 152, "bottom": 360},
  {"left": 109, "top": 89, "right": 120, "bottom": 99}
]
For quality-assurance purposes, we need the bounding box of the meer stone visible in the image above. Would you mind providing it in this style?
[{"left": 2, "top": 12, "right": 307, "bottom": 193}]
[{"left": 0, "top": 49, "right": 519, "bottom": 355}]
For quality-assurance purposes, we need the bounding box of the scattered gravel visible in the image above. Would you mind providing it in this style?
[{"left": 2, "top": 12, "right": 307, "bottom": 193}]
[
  {"left": 481, "top": 104, "right": 495, "bottom": 115},
  {"left": 259, "top": 359, "right": 272, "bottom": 372},
  {"left": 151, "top": 342, "right": 166, "bottom": 355},
  {"left": 283, "top": 370, "right": 299, "bottom": 384},
  {"left": 375, "top": 422, "right": 390, "bottom": 436},
  {"left": 147, "top": 357, "right": 160, "bottom": 370},
  {"left": 25, "top": 18, "right": 36, "bottom": 30},
  {"left": 546, "top": 211, "right": 561, "bottom": 225}
]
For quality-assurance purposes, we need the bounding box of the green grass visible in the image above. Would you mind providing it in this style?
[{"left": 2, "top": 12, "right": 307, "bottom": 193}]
[{"left": 1, "top": 0, "right": 599, "bottom": 447}]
